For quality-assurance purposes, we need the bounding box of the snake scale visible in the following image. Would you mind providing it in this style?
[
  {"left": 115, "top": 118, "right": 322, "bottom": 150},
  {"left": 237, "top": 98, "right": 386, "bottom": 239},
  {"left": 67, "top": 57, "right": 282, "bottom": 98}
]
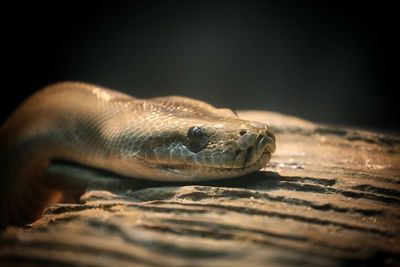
[{"left": 0, "top": 82, "right": 276, "bottom": 227}]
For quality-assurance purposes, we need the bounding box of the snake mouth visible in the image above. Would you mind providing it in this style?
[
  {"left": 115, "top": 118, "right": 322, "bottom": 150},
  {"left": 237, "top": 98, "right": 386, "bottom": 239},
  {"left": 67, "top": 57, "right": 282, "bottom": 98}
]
[
  {"left": 156, "top": 149, "right": 272, "bottom": 181},
  {"left": 139, "top": 130, "right": 275, "bottom": 181}
]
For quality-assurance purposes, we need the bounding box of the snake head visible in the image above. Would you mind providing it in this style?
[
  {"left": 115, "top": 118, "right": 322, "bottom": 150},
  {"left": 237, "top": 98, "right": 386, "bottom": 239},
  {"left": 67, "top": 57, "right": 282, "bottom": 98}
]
[
  {"left": 133, "top": 116, "right": 276, "bottom": 181},
  {"left": 111, "top": 96, "right": 276, "bottom": 181},
  {"left": 185, "top": 119, "right": 275, "bottom": 170}
]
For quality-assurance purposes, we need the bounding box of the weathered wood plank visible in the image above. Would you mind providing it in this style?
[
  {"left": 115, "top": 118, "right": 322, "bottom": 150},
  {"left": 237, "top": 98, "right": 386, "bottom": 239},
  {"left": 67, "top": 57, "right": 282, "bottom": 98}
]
[{"left": 1, "top": 110, "right": 399, "bottom": 266}]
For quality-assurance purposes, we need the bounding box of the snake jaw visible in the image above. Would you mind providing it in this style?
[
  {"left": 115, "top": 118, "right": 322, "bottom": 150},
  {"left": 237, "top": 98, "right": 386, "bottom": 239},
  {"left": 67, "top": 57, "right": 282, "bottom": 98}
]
[{"left": 156, "top": 149, "right": 273, "bottom": 181}]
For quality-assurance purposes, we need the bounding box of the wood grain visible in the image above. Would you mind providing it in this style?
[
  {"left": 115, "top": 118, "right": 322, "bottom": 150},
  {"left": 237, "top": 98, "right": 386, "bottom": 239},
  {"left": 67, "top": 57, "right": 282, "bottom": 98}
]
[{"left": 1, "top": 110, "right": 399, "bottom": 267}]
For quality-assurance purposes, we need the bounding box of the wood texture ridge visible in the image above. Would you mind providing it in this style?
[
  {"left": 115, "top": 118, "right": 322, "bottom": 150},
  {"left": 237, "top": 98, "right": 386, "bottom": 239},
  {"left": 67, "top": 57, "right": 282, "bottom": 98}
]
[{"left": 1, "top": 110, "right": 399, "bottom": 267}]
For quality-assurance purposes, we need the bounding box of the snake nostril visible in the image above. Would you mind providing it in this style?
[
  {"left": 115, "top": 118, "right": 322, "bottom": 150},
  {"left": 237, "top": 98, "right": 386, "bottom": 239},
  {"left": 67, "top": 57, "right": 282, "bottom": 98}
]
[{"left": 239, "top": 130, "right": 248, "bottom": 136}]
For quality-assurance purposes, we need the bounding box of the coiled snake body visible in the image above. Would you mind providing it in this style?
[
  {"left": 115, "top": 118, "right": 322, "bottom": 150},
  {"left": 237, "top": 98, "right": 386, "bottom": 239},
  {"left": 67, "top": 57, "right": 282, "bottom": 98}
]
[{"left": 0, "top": 82, "right": 275, "bottom": 226}]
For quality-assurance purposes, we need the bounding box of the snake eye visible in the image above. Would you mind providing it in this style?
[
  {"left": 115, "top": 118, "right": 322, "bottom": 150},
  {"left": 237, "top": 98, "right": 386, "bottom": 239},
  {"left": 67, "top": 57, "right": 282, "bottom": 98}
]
[
  {"left": 186, "top": 126, "right": 208, "bottom": 153},
  {"left": 187, "top": 126, "right": 203, "bottom": 140}
]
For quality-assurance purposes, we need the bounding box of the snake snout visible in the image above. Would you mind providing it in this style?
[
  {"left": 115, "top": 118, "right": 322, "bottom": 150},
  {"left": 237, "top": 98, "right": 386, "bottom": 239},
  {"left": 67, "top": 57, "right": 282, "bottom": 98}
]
[
  {"left": 263, "top": 129, "right": 276, "bottom": 153},
  {"left": 265, "top": 128, "right": 276, "bottom": 142},
  {"left": 257, "top": 131, "right": 276, "bottom": 153},
  {"left": 238, "top": 123, "right": 276, "bottom": 152},
  {"left": 234, "top": 122, "right": 276, "bottom": 167}
]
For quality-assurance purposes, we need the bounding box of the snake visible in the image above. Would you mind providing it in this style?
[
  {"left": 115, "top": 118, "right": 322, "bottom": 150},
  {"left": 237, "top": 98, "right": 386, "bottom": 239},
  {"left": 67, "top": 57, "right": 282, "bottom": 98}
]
[{"left": 0, "top": 82, "right": 276, "bottom": 227}]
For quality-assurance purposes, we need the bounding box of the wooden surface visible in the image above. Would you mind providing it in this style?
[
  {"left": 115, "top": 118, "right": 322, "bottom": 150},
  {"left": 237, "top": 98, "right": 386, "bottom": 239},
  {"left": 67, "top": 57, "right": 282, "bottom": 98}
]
[{"left": 1, "top": 110, "right": 399, "bottom": 267}]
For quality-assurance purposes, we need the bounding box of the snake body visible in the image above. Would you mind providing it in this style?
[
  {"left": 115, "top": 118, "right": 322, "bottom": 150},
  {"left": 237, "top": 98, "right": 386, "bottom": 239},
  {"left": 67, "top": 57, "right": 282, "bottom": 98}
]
[{"left": 0, "top": 82, "right": 275, "bottom": 226}]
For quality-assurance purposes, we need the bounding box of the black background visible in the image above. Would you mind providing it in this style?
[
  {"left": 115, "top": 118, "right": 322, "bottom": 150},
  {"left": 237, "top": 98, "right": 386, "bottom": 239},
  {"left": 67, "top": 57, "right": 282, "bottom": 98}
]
[{"left": 2, "top": 1, "right": 397, "bottom": 132}]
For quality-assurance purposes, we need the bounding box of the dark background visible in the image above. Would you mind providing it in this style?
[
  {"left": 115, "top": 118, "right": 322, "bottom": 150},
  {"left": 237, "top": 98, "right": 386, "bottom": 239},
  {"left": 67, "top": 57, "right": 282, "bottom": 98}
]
[{"left": 2, "top": 1, "right": 397, "bottom": 133}]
